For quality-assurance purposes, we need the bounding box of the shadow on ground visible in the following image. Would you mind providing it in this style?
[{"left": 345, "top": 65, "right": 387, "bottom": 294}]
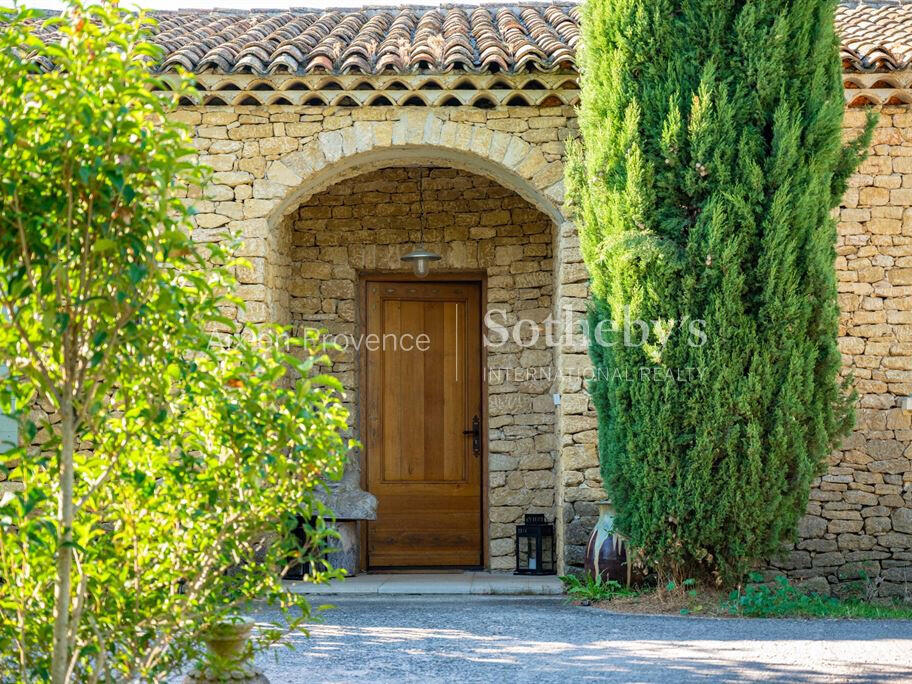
[{"left": 247, "top": 597, "right": 912, "bottom": 683}]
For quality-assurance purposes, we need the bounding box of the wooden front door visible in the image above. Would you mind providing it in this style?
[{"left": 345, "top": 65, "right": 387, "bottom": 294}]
[{"left": 365, "top": 280, "right": 483, "bottom": 568}]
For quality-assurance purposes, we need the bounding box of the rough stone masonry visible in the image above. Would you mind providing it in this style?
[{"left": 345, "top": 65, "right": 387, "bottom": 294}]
[
  {"left": 5, "top": 100, "right": 911, "bottom": 594},
  {"left": 169, "top": 101, "right": 912, "bottom": 594},
  {"left": 767, "top": 105, "right": 912, "bottom": 597}
]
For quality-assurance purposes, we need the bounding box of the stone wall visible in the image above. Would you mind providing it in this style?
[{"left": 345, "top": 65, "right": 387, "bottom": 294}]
[
  {"left": 9, "top": 97, "right": 907, "bottom": 584},
  {"left": 283, "top": 165, "right": 557, "bottom": 570},
  {"left": 765, "top": 105, "right": 912, "bottom": 596},
  {"left": 175, "top": 103, "right": 601, "bottom": 573},
  {"left": 179, "top": 100, "right": 912, "bottom": 586}
]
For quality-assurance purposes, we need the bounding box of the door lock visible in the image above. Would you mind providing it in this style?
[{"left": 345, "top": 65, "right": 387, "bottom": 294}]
[{"left": 463, "top": 415, "right": 481, "bottom": 456}]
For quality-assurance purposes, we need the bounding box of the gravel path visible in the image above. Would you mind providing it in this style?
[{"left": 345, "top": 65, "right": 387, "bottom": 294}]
[{"left": 246, "top": 596, "right": 912, "bottom": 683}]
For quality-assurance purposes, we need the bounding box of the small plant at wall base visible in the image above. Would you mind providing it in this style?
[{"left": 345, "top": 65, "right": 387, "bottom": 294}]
[
  {"left": 561, "top": 574, "right": 634, "bottom": 603},
  {"left": 567, "top": 0, "right": 876, "bottom": 585},
  {"left": 725, "top": 575, "right": 912, "bottom": 619},
  {"left": 572, "top": 574, "right": 912, "bottom": 618},
  {"left": 0, "top": 3, "right": 350, "bottom": 682}
]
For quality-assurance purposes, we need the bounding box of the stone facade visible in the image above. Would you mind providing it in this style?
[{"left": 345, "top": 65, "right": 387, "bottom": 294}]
[
  {"left": 767, "top": 105, "right": 912, "bottom": 596},
  {"left": 167, "top": 100, "right": 912, "bottom": 588},
  {"left": 8, "top": 93, "right": 911, "bottom": 588},
  {"left": 175, "top": 103, "right": 598, "bottom": 573}
]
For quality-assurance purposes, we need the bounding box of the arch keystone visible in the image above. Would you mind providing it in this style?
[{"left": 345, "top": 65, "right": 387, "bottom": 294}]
[
  {"left": 406, "top": 111, "right": 430, "bottom": 145},
  {"left": 421, "top": 112, "right": 445, "bottom": 145},
  {"left": 374, "top": 121, "right": 394, "bottom": 148}
]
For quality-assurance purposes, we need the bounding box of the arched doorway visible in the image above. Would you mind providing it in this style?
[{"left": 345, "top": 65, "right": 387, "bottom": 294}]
[{"left": 279, "top": 165, "right": 559, "bottom": 571}]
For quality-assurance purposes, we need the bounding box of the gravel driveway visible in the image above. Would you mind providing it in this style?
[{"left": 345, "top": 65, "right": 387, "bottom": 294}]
[{"left": 246, "top": 596, "right": 912, "bottom": 683}]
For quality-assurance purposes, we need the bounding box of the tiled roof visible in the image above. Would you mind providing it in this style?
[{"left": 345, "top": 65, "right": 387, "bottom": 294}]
[
  {"left": 22, "top": 2, "right": 912, "bottom": 75},
  {"left": 838, "top": 2, "right": 912, "bottom": 71},
  {"left": 154, "top": 5, "right": 581, "bottom": 75}
]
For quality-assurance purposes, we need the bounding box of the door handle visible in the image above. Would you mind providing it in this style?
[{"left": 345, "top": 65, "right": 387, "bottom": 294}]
[{"left": 463, "top": 415, "right": 481, "bottom": 456}]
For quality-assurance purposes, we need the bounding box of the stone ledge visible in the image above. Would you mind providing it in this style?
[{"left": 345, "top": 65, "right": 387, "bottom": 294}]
[
  {"left": 317, "top": 488, "right": 377, "bottom": 521},
  {"left": 284, "top": 571, "right": 562, "bottom": 596}
]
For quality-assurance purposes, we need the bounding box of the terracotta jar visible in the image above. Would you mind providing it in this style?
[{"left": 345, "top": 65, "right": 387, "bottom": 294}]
[{"left": 584, "top": 500, "right": 632, "bottom": 586}]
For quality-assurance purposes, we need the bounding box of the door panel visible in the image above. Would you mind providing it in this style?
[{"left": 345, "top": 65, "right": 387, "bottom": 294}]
[{"left": 365, "top": 280, "right": 483, "bottom": 568}]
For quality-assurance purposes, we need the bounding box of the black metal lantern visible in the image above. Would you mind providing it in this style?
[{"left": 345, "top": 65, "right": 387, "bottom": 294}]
[{"left": 515, "top": 513, "right": 556, "bottom": 575}]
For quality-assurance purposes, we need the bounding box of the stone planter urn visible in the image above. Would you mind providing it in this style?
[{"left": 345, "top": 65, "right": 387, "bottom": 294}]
[
  {"left": 584, "top": 500, "right": 633, "bottom": 586},
  {"left": 184, "top": 616, "right": 268, "bottom": 683}
]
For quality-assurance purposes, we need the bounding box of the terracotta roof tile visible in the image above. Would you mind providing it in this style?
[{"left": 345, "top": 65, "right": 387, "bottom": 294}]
[
  {"left": 19, "top": 2, "right": 912, "bottom": 75},
  {"left": 151, "top": 4, "right": 582, "bottom": 75},
  {"left": 838, "top": 1, "right": 912, "bottom": 71}
]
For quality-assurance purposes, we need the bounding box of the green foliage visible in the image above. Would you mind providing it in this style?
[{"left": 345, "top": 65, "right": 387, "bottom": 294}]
[
  {"left": 0, "top": 3, "right": 350, "bottom": 681},
  {"left": 568, "top": 0, "right": 876, "bottom": 582},
  {"left": 561, "top": 573, "right": 632, "bottom": 602},
  {"left": 726, "top": 575, "right": 912, "bottom": 619},
  {"left": 728, "top": 575, "right": 839, "bottom": 617},
  {"left": 665, "top": 577, "right": 697, "bottom": 593}
]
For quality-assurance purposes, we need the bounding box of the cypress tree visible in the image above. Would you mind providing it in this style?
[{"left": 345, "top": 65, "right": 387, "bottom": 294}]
[{"left": 568, "top": 0, "right": 875, "bottom": 582}]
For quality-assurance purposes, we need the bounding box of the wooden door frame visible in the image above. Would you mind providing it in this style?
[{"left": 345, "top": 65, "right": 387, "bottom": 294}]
[{"left": 357, "top": 270, "right": 489, "bottom": 572}]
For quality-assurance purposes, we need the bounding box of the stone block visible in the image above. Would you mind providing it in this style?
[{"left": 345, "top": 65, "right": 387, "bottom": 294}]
[
  {"left": 796, "top": 576, "right": 831, "bottom": 596},
  {"left": 869, "top": 458, "right": 910, "bottom": 473},
  {"left": 813, "top": 551, "right": 846, "bottom": 567},
  {"left": 828, "top": 519, "right": 864, "bottom": 534},
  {"left": 879, "top": 532, "right": 912, "bottom": 548},
  {"left": 797, "top": 515, "right": 828, "bottom": 538},
  {"left": 489, "top": 453, "right": 519, "bottom": 472},
  {"left": 882, "top": 566, "right": 912, "bottom": 583},
  {"left": 775, "top": 551, "right": 812, "bottom": 570},
  {"left": 519, "top": 452, "right": 554, "bottom": 470},
  {"left": 891, "top": 507, "right": 912, "bottom": 533},
  {"left": 837, "top": 533, "right": 876, "bottom": 550},
  {"left": 865, "top": 516, "right": 892, "bottom": 534}
]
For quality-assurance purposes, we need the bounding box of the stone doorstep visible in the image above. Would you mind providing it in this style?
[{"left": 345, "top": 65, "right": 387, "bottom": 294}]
[{"left": 284, "top": 571, "right": 563, "bottom": 596}]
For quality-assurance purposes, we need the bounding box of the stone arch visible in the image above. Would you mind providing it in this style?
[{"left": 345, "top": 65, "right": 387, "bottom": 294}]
[
  {"left": 257, "top": 114, "right": 568, "bottom": 229},
  {"left": 226, "top": 113, "right": 590, "bottom": 574}
]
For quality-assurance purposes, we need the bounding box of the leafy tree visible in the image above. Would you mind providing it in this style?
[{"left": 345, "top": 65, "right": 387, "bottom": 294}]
[
  {"left": 568, "top": 0, "right": 874, "bottom": 583},
  {"left": 0, "top": 3, "right": 349, "bottom": 681}
]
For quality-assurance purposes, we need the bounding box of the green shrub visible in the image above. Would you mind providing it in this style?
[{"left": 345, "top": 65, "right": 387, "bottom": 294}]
[
  {"left": 0, "top": 3, "right": 350, "bottom": 681},
  {"left": 568, "top": 0, "right": 875, "bottom": 583}
]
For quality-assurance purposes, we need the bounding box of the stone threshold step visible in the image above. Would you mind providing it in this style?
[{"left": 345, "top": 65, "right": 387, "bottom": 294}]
[{"left": 284, "top": 571, "right": 563, "bottom": 596}]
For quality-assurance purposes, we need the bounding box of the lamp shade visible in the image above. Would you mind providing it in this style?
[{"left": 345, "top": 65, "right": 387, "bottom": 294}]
[{"left": 400, "top": 247, "right": 441, "bottom": 278}]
